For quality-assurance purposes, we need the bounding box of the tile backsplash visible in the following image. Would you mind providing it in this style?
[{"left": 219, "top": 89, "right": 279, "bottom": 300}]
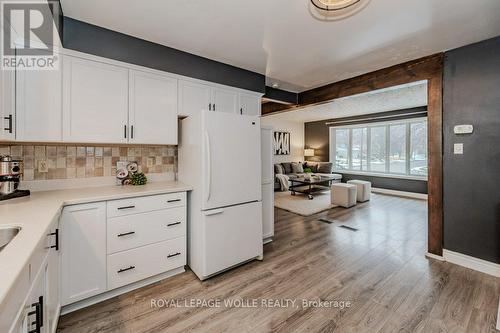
[{"left": 0, "top": 144, "right": 177, "bottom": 181}]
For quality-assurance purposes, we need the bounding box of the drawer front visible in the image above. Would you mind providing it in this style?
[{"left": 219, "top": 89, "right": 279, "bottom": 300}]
[
  {"left": 107, "top": 192, "right": 186, "bottom": 217},
  {"left": 107, "top": 207, "right": 186, "bottom": 254},
  {"left": 107, "top": 237, "right": 186, "bottom": 290}
]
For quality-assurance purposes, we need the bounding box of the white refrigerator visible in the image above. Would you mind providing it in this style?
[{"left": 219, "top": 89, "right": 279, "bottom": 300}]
[{"left": 178, "top": 110, "right": 263, "bottom": 280}]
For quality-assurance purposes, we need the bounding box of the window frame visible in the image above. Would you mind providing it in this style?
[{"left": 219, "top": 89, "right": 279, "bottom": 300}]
[{"left": 329, "top": 117, "right": 428, "bottom": 180}]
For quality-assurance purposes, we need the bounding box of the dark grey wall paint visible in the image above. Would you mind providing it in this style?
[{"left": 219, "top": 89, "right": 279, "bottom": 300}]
[
  {"left": 264, "top": 86, "right": 298, "bottom": 104},
  {"left": 48, "top": 0, "right": 63, "bottom": 43},
  {"left": 443, "top": 36, "right": 500, "bottom": 264},
  {"left": 304, "top": 107, "right": 428, "bottom": 193},
  {"left": 62, "top": 17, "right": 265, "bottom": 93},
  {"left": 339, "top": 174, "right": 427, "bottom": 194}
]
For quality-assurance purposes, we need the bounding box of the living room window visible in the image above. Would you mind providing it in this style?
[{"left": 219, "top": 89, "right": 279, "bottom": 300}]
[{"left": 329, "top": 118, "right": 428, "bottom": 179}]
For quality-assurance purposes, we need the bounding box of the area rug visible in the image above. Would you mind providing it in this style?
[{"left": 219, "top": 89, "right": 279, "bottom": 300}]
[{"left": 274, "top": 190, "right": 338, "bottom": 216}]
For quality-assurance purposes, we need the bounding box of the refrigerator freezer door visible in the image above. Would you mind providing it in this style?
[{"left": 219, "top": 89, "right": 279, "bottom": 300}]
[
  {"left": 202, "top": 201, "right": 263, "bottom": 277},
  {"left": 202, "top": 111, "right": 261, "bottom": 210}
]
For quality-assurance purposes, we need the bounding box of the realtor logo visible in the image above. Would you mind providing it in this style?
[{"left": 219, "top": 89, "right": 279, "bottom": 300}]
[{"left": 1, "top": 1, "right": 59, "bottom": 70}]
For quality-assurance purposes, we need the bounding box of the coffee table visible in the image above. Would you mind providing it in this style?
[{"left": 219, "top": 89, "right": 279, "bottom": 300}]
[{"left": 289, "top": 174, "right": 338, "bottom": 200}]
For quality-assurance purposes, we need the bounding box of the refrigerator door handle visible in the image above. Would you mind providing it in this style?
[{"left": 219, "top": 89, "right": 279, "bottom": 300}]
[
  {"left": 204, "top": 208, "right": 224, "bottom": 216},
  {"left": 204, "top": 131, "right": 212, "bottom": 203}
]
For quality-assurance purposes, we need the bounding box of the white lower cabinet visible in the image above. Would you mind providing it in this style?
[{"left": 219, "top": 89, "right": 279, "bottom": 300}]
[
  {"left": 60, "top": 192, "right": 187, "bottom": 310},
  {"left": 61, "top": 202, "right": 107, "bottom": 306},
  {"left": 107, "top": 237, "right": 186, "bottom": 290}
]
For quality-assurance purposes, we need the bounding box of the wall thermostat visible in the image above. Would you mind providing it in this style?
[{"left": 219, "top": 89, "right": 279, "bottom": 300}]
[{"left": 454, "top": 124, "right": 473, "bottom": 134}]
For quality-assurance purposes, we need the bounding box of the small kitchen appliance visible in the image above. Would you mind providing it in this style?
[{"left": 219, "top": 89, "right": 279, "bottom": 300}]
[{"left": 0, "top": 155, "right": 30, "bottom": 201}]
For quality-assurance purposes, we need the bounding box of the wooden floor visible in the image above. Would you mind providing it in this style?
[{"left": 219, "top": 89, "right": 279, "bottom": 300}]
[{"left": 58, "top": 194, "right": 500, "bottom": 333}]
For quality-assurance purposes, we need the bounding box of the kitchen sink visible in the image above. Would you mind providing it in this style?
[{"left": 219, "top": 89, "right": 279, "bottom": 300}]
[{"left": 0, "top": 227, "right": 20, "bottom": 252}]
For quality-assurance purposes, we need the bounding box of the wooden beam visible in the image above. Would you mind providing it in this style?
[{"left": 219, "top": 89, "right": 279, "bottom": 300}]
[{"left": 299, "top": 53, "right": 443, "bottom": 106}]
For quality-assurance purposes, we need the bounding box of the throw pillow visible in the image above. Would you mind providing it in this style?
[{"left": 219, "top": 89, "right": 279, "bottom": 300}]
[
  {"left": 291, "top": 162, "right": 304, "bottom": 173},
  {"left": 274, "top": 164, "right": 284, "bottom": 174},
  {"left": 281, "top": 162, "right": 293, "bottom": 174},
  {"left": 306, "top": 162, "right": 318, "bottom": 173},
  {"left": 318, "top": 162, "right": 333, "bottom": 173}
]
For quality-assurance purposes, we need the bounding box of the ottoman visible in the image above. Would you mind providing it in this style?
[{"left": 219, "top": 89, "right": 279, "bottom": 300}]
[
  {"left": 331, "top": 183, "right": 357, "bottom": 208},
  {"left": 347, "top": 180, "right": 372, "bottom": 202}
]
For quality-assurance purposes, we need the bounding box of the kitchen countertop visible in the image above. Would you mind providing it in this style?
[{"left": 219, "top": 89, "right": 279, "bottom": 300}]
[{"left": 0, "top": 181, "right": 192, "bottom": 307}]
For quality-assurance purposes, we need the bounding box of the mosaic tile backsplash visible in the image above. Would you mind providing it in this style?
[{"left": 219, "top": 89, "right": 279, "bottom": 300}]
[{"left": 0, "top": 145, "right": 177, "bottom": 181}]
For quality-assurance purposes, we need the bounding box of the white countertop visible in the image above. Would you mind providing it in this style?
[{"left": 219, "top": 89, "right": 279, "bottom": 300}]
[{"left": 0, "top": 181, "right": 192, "bottom": 307}]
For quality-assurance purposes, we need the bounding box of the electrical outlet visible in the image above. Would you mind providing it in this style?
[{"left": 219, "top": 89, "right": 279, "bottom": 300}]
[
  {"left": 147, "top": 157, "right": 155, "bottom": 167},
  {"left": 38, "top": 160, "right": 49, "bottom": 173}
]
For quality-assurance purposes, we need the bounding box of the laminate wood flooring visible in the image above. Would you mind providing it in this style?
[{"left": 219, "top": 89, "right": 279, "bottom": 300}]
[{"left": 58, "top": 194, "right": 500, "bottom": 333}]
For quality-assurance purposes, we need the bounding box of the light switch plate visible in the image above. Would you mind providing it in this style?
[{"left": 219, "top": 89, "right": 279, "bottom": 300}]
[
  {"left": 38, "top": 160, "right": 48, "bottom": 172},
  {"left": 454, "top": 143, "right": 464, "bottom": 155}
]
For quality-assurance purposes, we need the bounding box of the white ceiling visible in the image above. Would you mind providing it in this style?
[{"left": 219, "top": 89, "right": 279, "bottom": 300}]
[
  {"left": 263, "top": 82, "right": 428, "bottom": 123},
  {"left": 60, "top": 0, "right": 500, "bottom": 92}
]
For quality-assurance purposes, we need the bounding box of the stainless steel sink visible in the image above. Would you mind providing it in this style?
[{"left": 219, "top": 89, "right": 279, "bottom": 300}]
[{"left": 0, "top": 227, "right": 20, "bottom": 252}]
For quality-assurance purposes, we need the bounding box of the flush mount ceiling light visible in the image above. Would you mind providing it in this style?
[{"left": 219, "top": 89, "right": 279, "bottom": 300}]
[{"left": 309, "top": 0, "right": 371, "bottom": 21}]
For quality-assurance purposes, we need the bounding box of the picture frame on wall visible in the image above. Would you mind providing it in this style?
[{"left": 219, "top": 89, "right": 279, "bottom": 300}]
[{"left": 274, "top": 131, "right": 290, "bottom": 155}]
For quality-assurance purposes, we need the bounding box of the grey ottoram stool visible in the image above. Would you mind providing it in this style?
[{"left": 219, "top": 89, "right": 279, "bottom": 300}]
[
  {"left": 331, "top": 183, "right": 357, "bottom": 208},
  {"left": 347, "top": 180, "right": 372, "bottom": 202}
]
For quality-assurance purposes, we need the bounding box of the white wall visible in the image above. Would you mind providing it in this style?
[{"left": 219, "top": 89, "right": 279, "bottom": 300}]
[{"left": 261, "top": 116, "right": 304, "bottom": 164}]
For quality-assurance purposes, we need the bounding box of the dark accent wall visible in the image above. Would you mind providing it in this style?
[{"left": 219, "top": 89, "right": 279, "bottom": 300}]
[
  {"left": 304, "top": 107, "right": 428, "bottom": 193},
  {"left": 264, "top": 86, "right": 298, "bottom": 104},
  {"left": 61, "top": 17, "right": 265, "bottom": 93},
  {"left": 443, "top": 36, "right": 500, "bottom": 263}
]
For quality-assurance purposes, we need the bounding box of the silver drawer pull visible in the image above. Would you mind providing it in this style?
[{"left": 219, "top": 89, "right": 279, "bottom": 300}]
[
  {"left": 117, "top": 231, "right": 135, "bottom": 237},
  {"left": 167, "top": 222, "right": 181, "bottom": 227},
  {"left": 167, "top": 199, "right": 181, "bottom": 203},
  {"left": 167, "top": 252, "right": 181, "bottom": 258},
  {"left": 117, "top": 265, "right": 135, "bottom": 273},
  {"left": 117, "top": 205, "right": 135, "bottom": 210}
]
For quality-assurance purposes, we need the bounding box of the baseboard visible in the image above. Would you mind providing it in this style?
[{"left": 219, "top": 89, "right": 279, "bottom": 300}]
[
  {"left": 61, "top": 266, "right": 185, "bottom": 315},
  {"left": 425, "top": 252, "right": 445, "bottom": 261},
  {"left": 371, "top": 187, "right": 427, "bottom": 200},
  {"left": 443, "top": 250, "right": 500, "bottom": 278}
]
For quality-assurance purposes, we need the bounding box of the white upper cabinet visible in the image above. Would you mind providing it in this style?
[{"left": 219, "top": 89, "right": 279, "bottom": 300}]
[
  {"left": 212, "top": 87, "right": 239, "bottom": 114},
  {"left": 16, "top": 63, "right": 62, "bottom": 142},
  {"left": 239, "top": 92, "right": 261, "bottom": 116},
  {"left": 0, "top": 68, "right": 15, "bottom": 141},
  {"left": 129, "top": 70, "right": 178, "bottom": 145},
  {"left": 178, "top": 80, "right": 211, "bottom": 117},
  {"left": 62, "top": 55, "right": 129, "bottom": 143}
]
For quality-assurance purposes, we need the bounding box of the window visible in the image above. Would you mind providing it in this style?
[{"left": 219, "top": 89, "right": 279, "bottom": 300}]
[
  {"left": 352, "top": 128, "right": 367, "bottom": 171},
  {"left": 330, "top": 118, "right": 427, "bottom": 178},
  {"left": 389, "top": 124, "right": 406, "bottom": 174},
  {"left": 334, "top": 129, "right": 349, "bottom": 170},
  {"left": 410, "top": 122, "right": 428, "bottom": 176}
]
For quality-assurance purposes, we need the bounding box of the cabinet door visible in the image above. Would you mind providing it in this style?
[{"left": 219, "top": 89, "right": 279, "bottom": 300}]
[
  {"left": 212, "top": 87, "right": 238, "bottom": 114},
  {"left": 239, "top": 92, "right": 261, "bottom": 116},
  {"left": 262, "top": 183, "right": 274, "bottom": 242},
  {"left": 62, "top": 56, "right": 129, "bottom": 143},
  {"left": 16, "top": 63, "right": 62, "bottom": 142},
  {"left": 129, "top": 70, "right": 178, "bottom": 144},
  {"left": 0, "top": 68, "right": 15, "bottom": 141},
  {"left": 45, "top": 222, "right": 60, "bottom": 333},
  {"left": 61, "top": 202, "right": 106, "bottom": 306},
  {"left": 178, "top": 80, "right": 211, "bottom": 117}
]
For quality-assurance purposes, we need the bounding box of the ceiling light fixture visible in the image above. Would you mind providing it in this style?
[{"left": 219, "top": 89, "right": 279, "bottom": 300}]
[{"left": 309, "top": 0, "right": 371, "bottom": 21}]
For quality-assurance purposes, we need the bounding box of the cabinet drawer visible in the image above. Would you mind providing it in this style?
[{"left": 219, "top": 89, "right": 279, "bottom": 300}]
[
  {"left": 107, "top": 207, "right": 186, "bottom": 254},
  {"left": 107, "top": 237, "right": 186, "bottom": 290},
  {"left": 107, "top": 192, "right": 186, "bottom": 217}
]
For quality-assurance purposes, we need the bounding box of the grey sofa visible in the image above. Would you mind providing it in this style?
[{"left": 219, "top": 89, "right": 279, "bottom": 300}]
[{"left": 274, "top": 161, "right": 342, "bottom": 191}]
